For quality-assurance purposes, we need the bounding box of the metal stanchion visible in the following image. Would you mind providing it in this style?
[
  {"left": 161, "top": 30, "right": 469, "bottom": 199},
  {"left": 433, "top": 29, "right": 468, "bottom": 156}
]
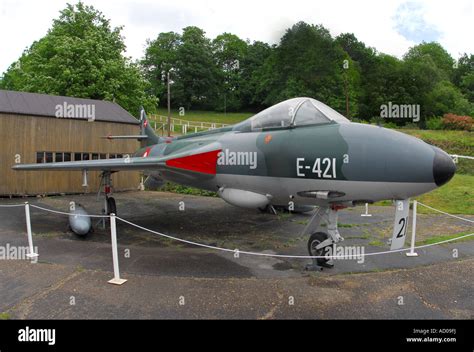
[
  {"left": 406, "top": 200, "right": 419, "bottom": 257},
  {"left": 24, "top": 202, "right": 38, "bottom": 259},
  {"left": 361, "top": 203, "right": 372, "bottom": 217},
  {"left": 108, "top": 213, "right": 127, "bottom": 285}
]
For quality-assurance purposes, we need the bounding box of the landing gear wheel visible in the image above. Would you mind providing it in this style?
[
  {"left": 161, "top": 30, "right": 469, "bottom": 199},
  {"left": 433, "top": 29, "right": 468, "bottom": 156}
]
[
  {"left": 258, "top": 204, "right": 277, "bottom": 215},
  {"left": 106, "top": 197, "right": 117, "bottom": 215},
  {"left": 307, "top": 232, "right": 334, "bottom": 269}
]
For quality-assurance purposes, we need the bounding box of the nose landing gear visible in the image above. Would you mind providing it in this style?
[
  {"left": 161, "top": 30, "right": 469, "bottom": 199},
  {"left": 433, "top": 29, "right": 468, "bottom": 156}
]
[
  {"left": 308, "top": 232, "right": 334, "bottom": 269},
  {"left": 303, "top": 205, "right": 345, "bottom": 271}
]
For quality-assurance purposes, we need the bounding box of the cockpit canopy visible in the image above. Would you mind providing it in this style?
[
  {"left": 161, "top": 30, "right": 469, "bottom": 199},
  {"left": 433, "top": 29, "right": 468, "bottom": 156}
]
[{"left": 233, "top": 97, "right": 349, "bottom": 132}]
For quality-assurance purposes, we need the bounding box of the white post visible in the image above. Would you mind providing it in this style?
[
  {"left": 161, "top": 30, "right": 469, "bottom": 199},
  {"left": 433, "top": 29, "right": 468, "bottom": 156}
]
[
  {"left": 24, "top": 202, "right": 38, "bottom": 258},
  {"left": 361, "top": 203, "right": 372, "bottom": 217},
  {"left": 406, "top": 200, "right": 419, "bottom": 257},
  {"left": 82, "top": 170, "right": 88, "bottom": 188},
  {"left": 108, "top": 214, "right": 127, "bottom": 285}
]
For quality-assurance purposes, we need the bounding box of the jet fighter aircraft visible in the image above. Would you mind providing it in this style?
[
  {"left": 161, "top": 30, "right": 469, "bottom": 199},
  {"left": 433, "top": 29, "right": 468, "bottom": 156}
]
[{"left": 13, "top": 97, "right": 456, "bottom": 268}]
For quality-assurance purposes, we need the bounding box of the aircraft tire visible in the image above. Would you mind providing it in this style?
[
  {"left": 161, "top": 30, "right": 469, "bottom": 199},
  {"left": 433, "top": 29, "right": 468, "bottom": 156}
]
[
  {"left": 106, "top": 197, "right": 117, "bottom": 215},
  {"left": 307, "top": 232, "right": 333, "bottom": 266}
]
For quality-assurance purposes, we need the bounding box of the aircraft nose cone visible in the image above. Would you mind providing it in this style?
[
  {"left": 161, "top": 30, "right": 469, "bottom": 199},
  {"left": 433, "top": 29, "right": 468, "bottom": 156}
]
[{"left": 432, "top": 147, "right": 456, "bottom": 186}]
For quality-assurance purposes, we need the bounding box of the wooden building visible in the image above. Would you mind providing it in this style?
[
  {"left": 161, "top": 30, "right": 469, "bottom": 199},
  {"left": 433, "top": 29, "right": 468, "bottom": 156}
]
[{"left": 0, "top": 90, "right": 140, "bottom": 196}]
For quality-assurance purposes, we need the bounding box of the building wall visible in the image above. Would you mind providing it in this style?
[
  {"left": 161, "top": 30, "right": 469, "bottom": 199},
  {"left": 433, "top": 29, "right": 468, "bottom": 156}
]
[{"left": 0, "top": 113, "right": 141, "bottom": 195}]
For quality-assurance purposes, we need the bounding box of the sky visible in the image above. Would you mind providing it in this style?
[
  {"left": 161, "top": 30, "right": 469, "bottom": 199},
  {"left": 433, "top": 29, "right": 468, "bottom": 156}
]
[{"left": 0, "top": 0, "right": 473, "bottom": 74}]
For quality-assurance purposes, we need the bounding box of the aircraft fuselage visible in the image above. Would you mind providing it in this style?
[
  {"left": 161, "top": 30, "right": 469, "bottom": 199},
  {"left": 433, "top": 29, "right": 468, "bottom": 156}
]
[{"left": 135, "top": 122, "right": 455, "bottom": 207}]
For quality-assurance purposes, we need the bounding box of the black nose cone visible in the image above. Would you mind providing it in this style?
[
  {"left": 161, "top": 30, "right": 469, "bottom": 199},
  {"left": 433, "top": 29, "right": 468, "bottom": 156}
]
[{"left": 433, "top": 147, "right": 456, "bottom": 186}]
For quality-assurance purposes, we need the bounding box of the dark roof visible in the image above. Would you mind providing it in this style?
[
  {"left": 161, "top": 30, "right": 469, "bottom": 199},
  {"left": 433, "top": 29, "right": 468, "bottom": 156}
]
[{"left": 0, "top": 90, "right": 139, "bottom": 125}]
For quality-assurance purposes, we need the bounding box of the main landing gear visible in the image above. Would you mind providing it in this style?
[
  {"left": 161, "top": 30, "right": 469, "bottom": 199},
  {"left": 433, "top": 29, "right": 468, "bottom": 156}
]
[
  {"left": 96, "top": 171, "right": 117, "bottom": 229},
  {"left": 303, "top": 205, "right": 345, "bottom": 271}
]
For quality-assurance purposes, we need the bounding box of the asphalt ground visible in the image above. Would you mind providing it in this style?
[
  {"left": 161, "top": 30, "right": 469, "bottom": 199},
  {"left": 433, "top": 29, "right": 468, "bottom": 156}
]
[{"left": 0, "top": 191, "right": 472, "bottom": 319}]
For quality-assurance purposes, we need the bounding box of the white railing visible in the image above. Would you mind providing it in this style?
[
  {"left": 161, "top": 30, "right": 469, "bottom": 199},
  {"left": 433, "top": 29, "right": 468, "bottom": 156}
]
[{"left": 148, "top": 115, "right": 231, "bottom": 134}]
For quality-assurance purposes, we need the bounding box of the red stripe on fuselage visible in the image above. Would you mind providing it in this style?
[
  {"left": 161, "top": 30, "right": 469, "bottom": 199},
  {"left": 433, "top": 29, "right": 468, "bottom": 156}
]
[
  {"left": 165, "top": 150, "right": 221, "bottom": 175},
  {"left": 143, "top": 147, "right": 151, "bottom": 157}
]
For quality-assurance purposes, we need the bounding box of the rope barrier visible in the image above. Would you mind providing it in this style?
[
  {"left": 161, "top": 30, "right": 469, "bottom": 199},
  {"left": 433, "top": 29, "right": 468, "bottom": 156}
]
[
  {"left": 0, "top": 200, "right": 472, "bottom": 260},
  {"left": 115, "top": 217, "right": 473, "bottom": 260},
  {"left": 0, "top": 203, "right": 25, "bottom": 208},
  {"left": 451, "top": 154, "right": 474, "bottom": 160},
  {"left": 29, "top": 204, "right": 109, "bottom": 218},
  {"left": 417, "top": 202, "right": 474, "bottom": 224}
]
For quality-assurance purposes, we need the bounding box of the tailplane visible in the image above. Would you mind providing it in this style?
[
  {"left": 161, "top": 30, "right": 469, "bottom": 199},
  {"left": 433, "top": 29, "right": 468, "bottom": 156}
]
[{"left": 102, "top": 107, "right": 159, "bottom": 147}]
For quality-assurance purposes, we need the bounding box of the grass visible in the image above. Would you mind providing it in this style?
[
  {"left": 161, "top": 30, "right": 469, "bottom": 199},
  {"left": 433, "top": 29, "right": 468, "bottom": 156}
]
[
  {"left": 415, "top": 174, "right": 473, "bottom": 215},
  {"left": 374, "top": 174, "right": 473, "bottom": 214},
  {"left": 0, "top": 312, "right": 11, "bottom": 320},
  {"left": 400, "top": 129, "right": 473, "bottom": 150},
  {"left": 277, "top": 213, "right": 292, "bottom": 220},
  {"left": 296, "top": 220, "right": 309, "bottom": 225},
  {"left": 159, "top": 182, "right": 217, "bottom": 197},
  {"left": 318, "top": 223, "right": 357, "bottom": 228},
  {"left": 398, "top": 129, "right": 473, "bottom": 174},
  {"left": 415, "top": 231, "right": 473, "bottom": 246},
  {"left": 368, "top": 240, "right": 385, "bottom": 247},
  {"left": 351, "top": 233, "right": 371, "bottom": 240},
  {"left": 154, "top": 108, "right": 253, "bottom": 125}
]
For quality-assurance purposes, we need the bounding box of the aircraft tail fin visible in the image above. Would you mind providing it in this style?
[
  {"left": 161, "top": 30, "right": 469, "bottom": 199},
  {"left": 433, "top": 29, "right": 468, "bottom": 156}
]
[
  {"left": 139, "top": 107, "right": 160, "bottom": 147},
  {"left": 101, "top": 108, "right": 163, "bottom": 147}
]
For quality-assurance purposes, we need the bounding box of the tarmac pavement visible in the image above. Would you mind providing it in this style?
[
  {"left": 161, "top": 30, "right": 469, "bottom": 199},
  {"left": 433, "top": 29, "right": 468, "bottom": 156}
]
[{"left": 0, "top": 191, "right": 472, "bottom": 319}]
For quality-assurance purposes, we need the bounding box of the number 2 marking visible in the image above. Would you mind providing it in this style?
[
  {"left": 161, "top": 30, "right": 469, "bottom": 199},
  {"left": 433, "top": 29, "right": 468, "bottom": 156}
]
[{"left": 396, "top": 217, "right": 408, "bottom": 238}]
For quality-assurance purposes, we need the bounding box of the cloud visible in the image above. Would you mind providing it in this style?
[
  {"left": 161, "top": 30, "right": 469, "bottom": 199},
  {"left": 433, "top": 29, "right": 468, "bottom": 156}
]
[{"left": 393, "top": 1, "right": 441, "bottom": 43}]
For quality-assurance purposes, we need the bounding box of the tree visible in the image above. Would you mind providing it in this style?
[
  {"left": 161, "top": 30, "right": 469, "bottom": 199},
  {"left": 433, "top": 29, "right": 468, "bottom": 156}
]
[
  {"left": 404, "top": 42, "right": 455, "bottom": 80},
  {"left": 142, "top": 31, "right": 181, "bottom": 107},
  {"left": 212, "top": 33, "right": 248, "bottom": 111},
  {"left": 336, "top": 33, "right": 377, "bottom": 71},
  {"left": 453, "top": 53, "right": 474, "bottom": 103},
  {"left": 336, "top": 33, "right": 378, "bottom": 119},
  {"left": 0, "top": 2, "right": 156, "bottom": 115},
  {"left": 399, "top": 43, "right": 469, "bottom": 122},
  {"left": 259, "top": 22, "right": 358, "bottom": 117},
  {"left": 172, "top": 26, "right": 220, "bottom": 110},
  {"left": 240, "top": 41, "right": 274, "bottom": 110},
  {"left": 425, "top": 80, "right": 473, "bottom": 117},
  {"left": 359, "top": 54, "right": 411, "bottom": 121}
]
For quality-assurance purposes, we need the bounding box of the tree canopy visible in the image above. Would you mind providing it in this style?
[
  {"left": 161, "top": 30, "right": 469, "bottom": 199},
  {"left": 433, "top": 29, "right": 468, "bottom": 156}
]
[
  {"left": 143, "top": 23, "right": 473, "bottom": 123},
  {"left": 1, "top": 2, "right": 473, "bottom": 124},
  {"left": 0, "top": 2, "right": 156, "bottom": 115}
]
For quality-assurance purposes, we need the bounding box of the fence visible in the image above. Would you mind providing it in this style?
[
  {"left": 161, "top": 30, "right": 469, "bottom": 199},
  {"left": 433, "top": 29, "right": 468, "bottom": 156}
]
[{"left": 148, "top": 115, "right": 231, "bottom": 135}]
